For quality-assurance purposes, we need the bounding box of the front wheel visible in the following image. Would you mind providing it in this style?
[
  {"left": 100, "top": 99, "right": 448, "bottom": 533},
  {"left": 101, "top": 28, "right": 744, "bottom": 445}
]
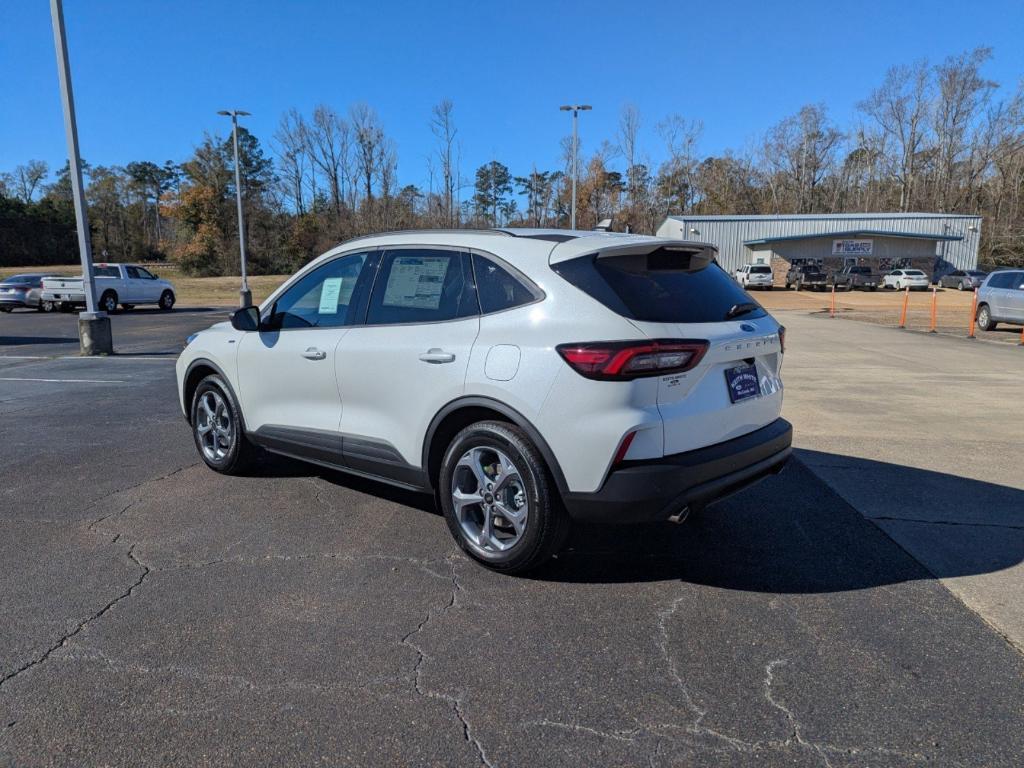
[
  {"left": 439, "top": 421, "right": 568, "bottom": 574},
  {"left": 159, "top": 290, "right": 175, "bottom": 311},
  {"left": 190, "top": 375, "right": 257, "bottom": 474}
]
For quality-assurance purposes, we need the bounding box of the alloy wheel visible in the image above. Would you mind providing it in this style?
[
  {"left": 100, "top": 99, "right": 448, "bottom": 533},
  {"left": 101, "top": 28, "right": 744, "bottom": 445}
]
[
  {"left": 195, "top": 389, "right": 233, "bottom": 462},
  {"left": 452, "top": 446, "right": 529, "bottom": 555}
]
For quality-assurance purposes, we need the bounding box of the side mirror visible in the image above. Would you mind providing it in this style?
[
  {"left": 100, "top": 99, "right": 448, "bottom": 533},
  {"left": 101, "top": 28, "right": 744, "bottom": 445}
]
[{"left": 230, "top": 305, "right": 260, "bottom": 332}]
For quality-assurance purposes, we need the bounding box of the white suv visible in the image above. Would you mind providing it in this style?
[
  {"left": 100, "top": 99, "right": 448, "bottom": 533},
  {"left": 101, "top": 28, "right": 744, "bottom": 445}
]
[
  {"left": 176, "top": 230, "right": 791, "bottom": 573},
  {"left": 734, "top": 264, "right": 774, "bottom": 290}
]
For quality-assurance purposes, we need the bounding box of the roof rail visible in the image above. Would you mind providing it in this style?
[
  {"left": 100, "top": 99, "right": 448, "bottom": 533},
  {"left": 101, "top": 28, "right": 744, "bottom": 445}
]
[{"left": 338, "top": 228, "right": 515, "bottom": 246}]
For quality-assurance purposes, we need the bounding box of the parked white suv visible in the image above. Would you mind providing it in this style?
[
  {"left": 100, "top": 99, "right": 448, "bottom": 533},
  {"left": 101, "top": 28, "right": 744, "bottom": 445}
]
[
  {"left": 176, "top": 230, "right": 791, "bottom": 573},
  {"left": 734, "top": 264, "right": 774, "bottom": 290}
]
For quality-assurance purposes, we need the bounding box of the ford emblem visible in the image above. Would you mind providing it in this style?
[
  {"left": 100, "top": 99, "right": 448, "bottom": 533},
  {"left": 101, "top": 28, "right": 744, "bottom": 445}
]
[{"left": 740, "top": 323, "right": 756, "bottom": 332}]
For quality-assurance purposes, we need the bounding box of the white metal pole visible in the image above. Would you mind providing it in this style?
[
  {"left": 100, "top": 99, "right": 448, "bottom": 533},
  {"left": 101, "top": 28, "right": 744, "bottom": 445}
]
[
  {"left": 229, "top": 113, "right": 252, "bottom": 306},
  {"left": 571, "top": 109, "right": 578, "bottom": 231},
  {"left": 50, "top": 0, "right": 98, "bottom": 318}
]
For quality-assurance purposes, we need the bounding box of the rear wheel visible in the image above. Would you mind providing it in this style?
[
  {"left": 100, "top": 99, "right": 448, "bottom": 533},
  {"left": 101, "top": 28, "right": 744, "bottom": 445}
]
[
  {"left": 99, "top": 290, "right": 118, "bottom": 313},
  {"left": 958, "top": 281, "right": 966, "bottom": 291},
  {"left": 976, "top": 304, "right": 996, "bottom": 332},
  {"left": 439, "top": 421, "right": 568, "bottom": 574},
  {"left": 190, "top": 375, "right": 257, "bottom": 474},
  {"left": 159, "top": 290, "right": 175, "bottom": 311}
]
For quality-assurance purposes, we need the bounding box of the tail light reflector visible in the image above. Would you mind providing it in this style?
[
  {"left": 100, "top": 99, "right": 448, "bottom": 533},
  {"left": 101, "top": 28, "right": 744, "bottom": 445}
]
[
  {"left": 557, "top": 339, "right": 709, "bottom": 380},
  {"left": 612, "top": 430, "right": 637, "bottom": 466}
]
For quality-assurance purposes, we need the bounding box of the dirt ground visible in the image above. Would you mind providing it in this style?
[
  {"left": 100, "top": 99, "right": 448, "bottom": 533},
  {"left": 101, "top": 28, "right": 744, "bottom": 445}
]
[{"left": 759, "top": 285, "right": 1024, "bottom": 345}]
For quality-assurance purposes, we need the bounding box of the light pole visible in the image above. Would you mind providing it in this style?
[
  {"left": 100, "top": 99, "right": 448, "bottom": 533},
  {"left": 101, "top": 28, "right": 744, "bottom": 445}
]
[
  {"left": 218, "top": 109, "right": 252, "bottom": 306},
  {"left": 559, "top": 104, "right": 591, "bottom": 230},
  {"left": 49, "top": 0, "right": 112, "bottom": 354}
]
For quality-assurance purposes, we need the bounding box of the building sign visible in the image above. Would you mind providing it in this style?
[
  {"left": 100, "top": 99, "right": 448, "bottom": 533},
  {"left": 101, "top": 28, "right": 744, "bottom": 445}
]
[{"left": 832, "top": 239, "right": 873, "bottom": 256}]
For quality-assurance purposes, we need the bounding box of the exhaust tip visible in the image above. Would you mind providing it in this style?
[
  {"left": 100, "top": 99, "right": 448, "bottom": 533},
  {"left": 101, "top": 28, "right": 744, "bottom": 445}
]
[{"left": 668, "top": 507, "right": 690, "bottom": 525}]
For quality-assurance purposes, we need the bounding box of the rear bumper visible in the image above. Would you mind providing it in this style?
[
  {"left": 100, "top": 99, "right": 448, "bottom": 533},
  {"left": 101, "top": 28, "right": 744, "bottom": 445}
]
[{"left": 562, "top": 418, "right": 792, "bottom": 523}]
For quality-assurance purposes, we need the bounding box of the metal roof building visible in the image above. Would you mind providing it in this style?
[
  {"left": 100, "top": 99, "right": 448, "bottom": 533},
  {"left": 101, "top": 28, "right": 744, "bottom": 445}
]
[{"left": 656, "top": 213, "right": 982, "bottom": 277}]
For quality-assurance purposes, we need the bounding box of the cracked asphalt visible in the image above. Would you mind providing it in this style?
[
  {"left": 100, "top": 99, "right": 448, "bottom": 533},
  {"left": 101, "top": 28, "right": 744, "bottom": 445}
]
[{"left": 2, "top": 308, "right": 1023, "bottom": 767}]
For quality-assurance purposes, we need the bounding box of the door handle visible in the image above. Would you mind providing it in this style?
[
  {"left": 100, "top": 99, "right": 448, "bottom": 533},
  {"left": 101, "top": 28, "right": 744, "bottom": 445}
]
[
  {"left": 419, "top": 348, "right": 456, "bottom": 364},
  {"left": 302, "top": 347, "right": 327, "bottom": 360}
]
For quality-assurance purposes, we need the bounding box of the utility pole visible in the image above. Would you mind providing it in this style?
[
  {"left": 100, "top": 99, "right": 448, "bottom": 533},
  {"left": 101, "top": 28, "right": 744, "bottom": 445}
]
[
  {"left": 218, "top": 109, "right": 252, "bottom": 306},
  {"left": 559, "top": 104, "right": 591, "bottom": 230},
  {"left": 50, "top": 0, "right": 111, "bottom": 354}
]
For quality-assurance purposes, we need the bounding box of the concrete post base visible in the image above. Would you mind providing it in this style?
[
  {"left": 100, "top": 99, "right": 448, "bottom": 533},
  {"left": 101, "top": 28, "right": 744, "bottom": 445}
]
[{"left": 79, "top": 314, "right": 113, "bottom": 355}]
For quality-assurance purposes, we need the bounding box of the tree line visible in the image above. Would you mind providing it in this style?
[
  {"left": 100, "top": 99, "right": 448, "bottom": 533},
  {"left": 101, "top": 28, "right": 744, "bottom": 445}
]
[{"left": 2, "top": 46, "right": 1022, "bottom": 273}]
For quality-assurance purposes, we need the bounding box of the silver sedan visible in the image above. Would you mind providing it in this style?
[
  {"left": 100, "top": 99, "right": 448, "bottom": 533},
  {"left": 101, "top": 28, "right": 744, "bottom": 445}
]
[{"left": 939, "top": 270, "right": 987, "bottom": 291}]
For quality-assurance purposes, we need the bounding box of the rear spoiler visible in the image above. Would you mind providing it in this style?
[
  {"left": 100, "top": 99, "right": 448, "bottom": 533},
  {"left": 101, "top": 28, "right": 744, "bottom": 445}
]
[{"left": 550, "top": 239, "right": 718, "bottom": 273}]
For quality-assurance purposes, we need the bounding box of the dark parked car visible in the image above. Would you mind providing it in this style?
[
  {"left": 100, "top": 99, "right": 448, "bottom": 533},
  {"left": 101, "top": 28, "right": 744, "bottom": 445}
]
[
  {"left": 785, "top": 264, "right": 828, "bottom": 291},
  {"left": 830, "top": 265, "right": 880, "bottom": 291},
  {"left": 940, "top": 269, "right": 987, "bottom": 291},
  {"left": 0, "top": 273, "right": 60, "bottom": 312}
]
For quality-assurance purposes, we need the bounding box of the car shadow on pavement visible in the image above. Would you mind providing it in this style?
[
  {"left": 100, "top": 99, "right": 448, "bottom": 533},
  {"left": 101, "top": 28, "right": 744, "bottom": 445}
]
[
  {"left": 534, "top": 454, "right": 1024, "bottom": 593},
  {"left": 0, "top": 335, "right": 79, "bottom": 346},
  {"left": 254, "top": 453, "right": 438, "bottom": 515}
]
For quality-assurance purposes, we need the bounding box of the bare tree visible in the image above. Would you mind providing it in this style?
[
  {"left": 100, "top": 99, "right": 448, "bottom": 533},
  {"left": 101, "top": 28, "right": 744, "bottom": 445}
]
[
  {"left": 617, "top": 104, "right": 642, "bottom": 223},
  {"left": 8, "top": 160, "right": 49, "bottom": 202},
  {"left": 430, "top": 99, "right": 458, "bottom": 226},
  {"left": 306, "top": 105, "right": 350, "bottom": 217},
  {"left": 761, "top": 104, "right": 843, "bottom": 213},
  {"left": 656, "top": 114, "right": 703, "bottom": 215},
  {"left": 274, "top": 109, "right": 309, "bottom": 214},
  {"left": 859, "top": 61, "right": 932, "bottom": 211},
  {"left": 350, "top": 103, "right": 384, "bottom": 205}
]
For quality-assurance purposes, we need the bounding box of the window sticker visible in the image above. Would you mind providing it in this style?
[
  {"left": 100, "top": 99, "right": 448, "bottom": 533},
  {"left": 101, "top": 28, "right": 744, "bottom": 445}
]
[
  {"left": 382, "top": 256, "right": 450, "bottom": 310},
  {"left": 318, "top": 277, "right": 344, "bottom": 314}
]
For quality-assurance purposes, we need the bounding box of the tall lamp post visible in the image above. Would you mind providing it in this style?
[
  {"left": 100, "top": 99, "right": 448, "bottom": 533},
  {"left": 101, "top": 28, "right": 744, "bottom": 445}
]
[
  {"left": 217, "top": 109, "right": 252, "bottom": 307},
  {"left": 49, "top": 0, "right": 112, "bottom": 354},
  {"left": 559, "top": 104, "right": 591, "bottom": 230}
]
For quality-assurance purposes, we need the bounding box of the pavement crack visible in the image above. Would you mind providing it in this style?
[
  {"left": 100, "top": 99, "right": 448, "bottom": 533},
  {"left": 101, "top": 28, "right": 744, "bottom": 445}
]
[
  {"left": 764, "top": 659, "right": 833, "bottom": 767},
  {"left": 400, "top": 557, "right": 494, "bottom": 768},
  {"left": 0, "top": 544, "right": 151, "bottom": 692}
]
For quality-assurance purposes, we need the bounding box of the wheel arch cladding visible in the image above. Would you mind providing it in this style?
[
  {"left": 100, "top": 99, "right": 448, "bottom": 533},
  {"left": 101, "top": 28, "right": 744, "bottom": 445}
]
[
  {"left": 184, "top": 359, "right": 238, "bottom": 427},
  {"left": 423, "top": 396, "right": 569, "bottom": 495}
]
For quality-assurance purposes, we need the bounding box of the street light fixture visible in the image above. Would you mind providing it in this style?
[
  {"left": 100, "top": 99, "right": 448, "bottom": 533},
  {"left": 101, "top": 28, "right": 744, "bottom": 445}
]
[
  {"left": 218, "top": 109, "right": 253, "bottom": 306},
  {"left": 559, "top": 104, "right": 591, "bottom": 230}
]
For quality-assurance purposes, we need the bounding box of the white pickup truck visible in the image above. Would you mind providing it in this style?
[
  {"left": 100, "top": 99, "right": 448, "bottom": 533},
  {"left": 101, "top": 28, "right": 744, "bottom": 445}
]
[{"left": 40, "top": 263, "right": 177, "bottom": 313}]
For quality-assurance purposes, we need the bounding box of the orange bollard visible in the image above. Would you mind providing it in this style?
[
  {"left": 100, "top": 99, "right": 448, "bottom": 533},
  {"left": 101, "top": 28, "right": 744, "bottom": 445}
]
[
  {"left": 898, "top": 287, "right": 910, "bottom": 328},
  {"left": 1019, "top": 324, "right": 1024, "bottom": 346},
  {"left": 830, "top": 284, "right": 836, "bottom": 318},
  {"left": 929, "top": 286, "right": 937, "bottom": 333},
  {"left": 968, "top": 288, "right": 978, "bottom": 338}
]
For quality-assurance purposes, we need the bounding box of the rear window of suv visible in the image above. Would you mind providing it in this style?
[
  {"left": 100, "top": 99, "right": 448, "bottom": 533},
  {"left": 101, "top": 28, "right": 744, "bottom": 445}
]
[
  {"left": 750, "top": 265, "right": 771, "bottom": 274},
  {"left": 553, "top": 247, "right": 766, "bottom": 323}
]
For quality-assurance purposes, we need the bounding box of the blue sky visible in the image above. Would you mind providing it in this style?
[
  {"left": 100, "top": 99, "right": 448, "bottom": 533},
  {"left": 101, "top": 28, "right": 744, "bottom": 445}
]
[{"left": 2, "top": 0, "right": 1023, "bottom": 190}]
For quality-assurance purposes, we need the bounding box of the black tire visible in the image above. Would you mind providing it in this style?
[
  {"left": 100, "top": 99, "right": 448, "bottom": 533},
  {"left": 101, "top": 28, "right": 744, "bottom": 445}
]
[
  {"left": 958, "top": 281, "right": 966, "bottom": 291},
  {"left": 439, "top": 420, "right": 568, "bottom": 574},
  {"left": 869, "top": 286, "right": 878, "bottom": 292},
  {"left": 99, "top": 290, "right": 118, "bottom": 313},
  {"left": 190, "top": 374, "right": 258, "bottom": 475},
  {"left": 0, "top": 307, "right": 11, "bottom": 313},
  {"left": 976, "top": 304, "right": 996, "bottom": 332},
  {"left": 159, "top": 290, "right": 175, "bottom": 311},
  {"left": 795, "top": 281, "right": 802, "bottom": 291}
]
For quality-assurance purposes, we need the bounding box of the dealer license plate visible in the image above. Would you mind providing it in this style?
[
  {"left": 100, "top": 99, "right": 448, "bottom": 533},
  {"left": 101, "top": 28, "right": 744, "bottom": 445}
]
[{"left": 725, "top": 364, "right": 761, "bottom": 403}]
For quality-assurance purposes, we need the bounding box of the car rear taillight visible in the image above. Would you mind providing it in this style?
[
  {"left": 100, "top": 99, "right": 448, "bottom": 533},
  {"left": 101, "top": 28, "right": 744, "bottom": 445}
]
[{"left": 556, "top": 339, "right": 709, "bottom": 380}]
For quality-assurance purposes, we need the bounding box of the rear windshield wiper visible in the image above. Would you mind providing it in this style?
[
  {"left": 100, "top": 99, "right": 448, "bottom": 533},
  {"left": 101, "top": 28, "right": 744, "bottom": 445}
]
[{"left": 725, "top": 302, "right": 759, "bottom": 320}]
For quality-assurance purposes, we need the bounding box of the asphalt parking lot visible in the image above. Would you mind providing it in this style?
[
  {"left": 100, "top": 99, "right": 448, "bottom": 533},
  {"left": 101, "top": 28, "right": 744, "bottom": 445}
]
[{"left": 2, "top": 307, "right": 1023, "bottom": 767}]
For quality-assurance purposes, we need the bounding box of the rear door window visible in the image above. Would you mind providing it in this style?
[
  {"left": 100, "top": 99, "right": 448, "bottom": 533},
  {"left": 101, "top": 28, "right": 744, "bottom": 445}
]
[
  {"left": 554, "top": 247, "right": 766, "bottom": 323},
  {"left": 366, "top": 249, "right": 477, "bottom": 325}
]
